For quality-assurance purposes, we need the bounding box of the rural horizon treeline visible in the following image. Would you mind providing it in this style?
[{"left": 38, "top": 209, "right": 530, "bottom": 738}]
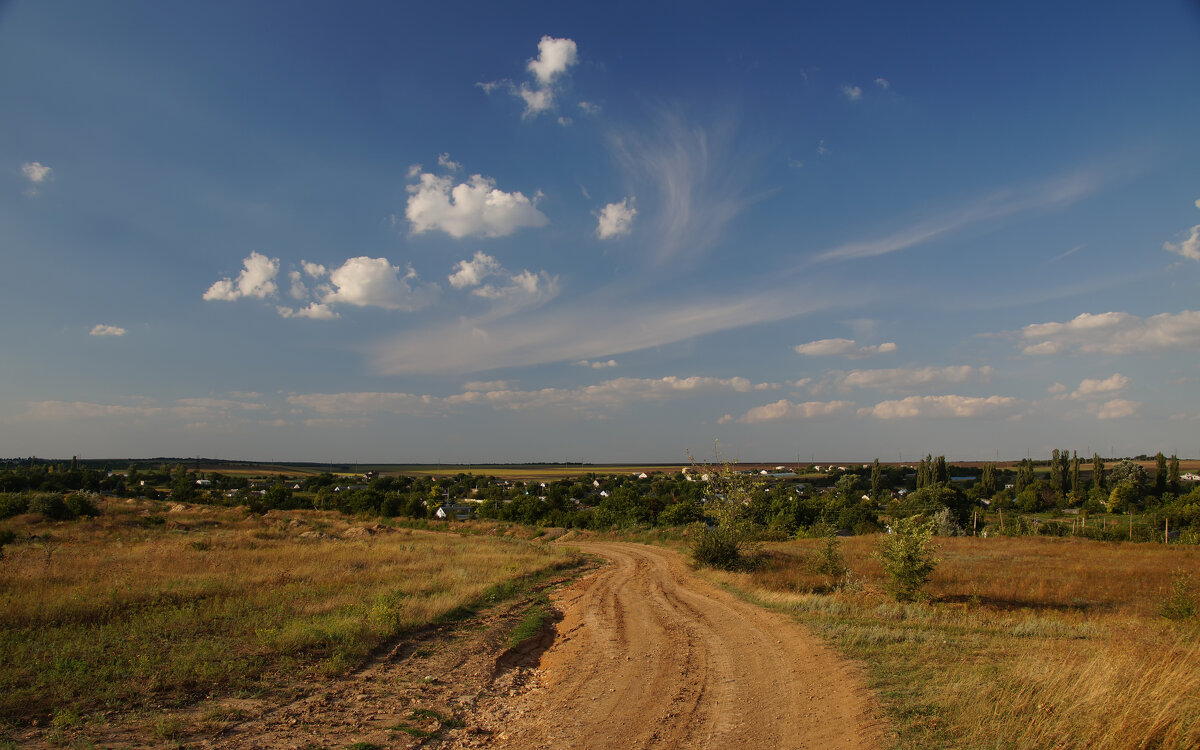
[{"left": 2, "top": 451, "right": 1199, "bottom": 543}]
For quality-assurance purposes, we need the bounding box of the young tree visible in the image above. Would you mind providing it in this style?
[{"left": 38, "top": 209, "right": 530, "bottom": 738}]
[
  {"left": 689, "top": 455, "right": 759, "bottom": 570},
  {"left": 875, "top": 515, "right": 938, "bottom": 602},
  {"left": 808, "top": 520, "right": 848, "bottom": 590}
]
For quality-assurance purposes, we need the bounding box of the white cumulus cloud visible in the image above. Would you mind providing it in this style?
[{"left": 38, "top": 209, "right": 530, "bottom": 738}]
[
  {"left": 729, "top": 399, "right": 855, "bottom": 424},
  {"left": 1164, "top": 225, "right": 1200, "bottom": 261},
  {"left": 527, "top": 35, "right": 578, "bottom": 85},
  {"left": 1095, "top": 398, "right": 1140, "bottom": 419},
  {"left": 406, "top": 172, "right": 548, "bottom": 238},
  {"left": 858, "top": 394, "right": 1019, "bottom": 419},
  {"left": 89, "top": 324, "right": 126, "bottom": 337},
  {"left": 1018, "top": 310, "right": 1200, "bottom": 355},
  {"left": 1071, "top": 373, "right": 1130, "bottom": 399},
  {"left": 480, "top": 36, "right": 579, "bottom": 120},
  {"left": 277, "top": 302, "right": 339, "bottom": 320},
  {"left": 794, "top": 338, "right": 897, "bottom": 358},
  {"left": 322, "top": 256, "right": 437, "bottom": 311},
  {"left": 842, "top": 85, "right": 863, "bottom": 101},
  {"left": 21, "top": 161, "right": 52, "bottom": 183},
  {"left": 874, "top": 77, "right": 890, "bottom": 89},
  {"left": 203, "top": 251, "right": 280, "bottom": 301},
  {"left": 835, "top": 365, "right": 993, "bottom": 393},
  {"left": 596, "top": 198, "right": 638, "bottom": 239},
  {"left": 447, "top": 251, "right": 558, "bottom": 309}
]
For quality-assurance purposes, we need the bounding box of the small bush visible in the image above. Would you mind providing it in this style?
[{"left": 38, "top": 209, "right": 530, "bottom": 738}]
[
  {"left": 27, "top": 493, "right": 71, "bottom": 521},
  {"left": 875, "top": 515, "right": 939, "bottom": 602},
  {"left": 63, "top": 493, "right": 99, "bottom": 518},
  {"left": 0, "top": 528, "right": 14, "bottom": 558},
  {"left": 0, "top": 495, "right": 29, "bottom": 519},
  {"left": 691, "top": 522, "right": 746, "bottom": 570},
  {"left": 1159, "top": 570, "right": 1196, "bottom": 621}
]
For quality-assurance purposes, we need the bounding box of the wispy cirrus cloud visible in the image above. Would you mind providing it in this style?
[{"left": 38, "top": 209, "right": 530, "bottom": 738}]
[
  {"left": 369, "top": 283, "right": 834, "bottom": 375},
  {"left": 608, "top": 110, "right": 761, "bottom": 265},
  {"left": 807, "top": 169, "right": 1104, "bottom": 266}
]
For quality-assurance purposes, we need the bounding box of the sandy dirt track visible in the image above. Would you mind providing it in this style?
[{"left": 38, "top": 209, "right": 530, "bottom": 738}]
[{"left": 470, "top": 542, "right": 884, "bottom": 750}]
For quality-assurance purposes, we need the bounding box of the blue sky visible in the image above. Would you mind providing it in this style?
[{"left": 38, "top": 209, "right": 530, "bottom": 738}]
[{"left": 3, "top": 1, "right": 1200, "bottom": 463}]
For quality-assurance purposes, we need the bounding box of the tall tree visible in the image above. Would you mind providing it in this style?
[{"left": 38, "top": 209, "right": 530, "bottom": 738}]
[
  {"left": 1070, "top": 451, "right": 1081, "bottom": 495},
  {"left": 1092, "top": 453, "right": 1105, "bottom": 491},
  {"left": 870, "top": 458, "right": 882, "bottom": 500},
  {"left": 1058, "top": 449, "right": 1071, "bottom": 495},
  {"left": 1050, "top": 449, "right": 1062, "bottom": 493},
  {"left": 1168, "top": 454, "right": 1181, "bottom": 494},
  {"left": 979, "top": 462, "right": 996, "bottom": 498},
  {"left": 1155, "top": 452, "right": 1168, "bottom": 496},
  {"left": 934, "top": 455, "right": 949, "bottom": 485}
]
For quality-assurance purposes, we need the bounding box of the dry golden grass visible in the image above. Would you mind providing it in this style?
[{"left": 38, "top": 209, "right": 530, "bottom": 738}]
[
  {"left": 0, "top": 500, "right": 578, "bottom": 726},
  {"left": 704, "top": 534, "right": 1200, "bottom": 749}
]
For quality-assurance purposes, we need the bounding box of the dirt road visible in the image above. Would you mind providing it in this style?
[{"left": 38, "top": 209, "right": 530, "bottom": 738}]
[{"left": 468, "top": 542, "right": 883, "bottom": 750}]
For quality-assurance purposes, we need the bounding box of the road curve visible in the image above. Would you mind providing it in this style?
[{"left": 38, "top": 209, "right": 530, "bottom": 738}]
[{"left": 488, "top": 541, "right": 884, "bottom": 750}]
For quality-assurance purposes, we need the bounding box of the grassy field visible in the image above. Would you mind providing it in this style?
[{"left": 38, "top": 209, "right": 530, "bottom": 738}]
[
  {"left": 703, "top": 534, "right": 1200, "bottom": 749},
  {"left": 0, "top": 500, "right": 580, "bottom": 736}
]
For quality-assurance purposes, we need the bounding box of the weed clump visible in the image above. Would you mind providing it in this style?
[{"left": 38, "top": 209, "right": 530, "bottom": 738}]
[{"left": 1159, "top": 570, "right": 1196, "bottom": 621}]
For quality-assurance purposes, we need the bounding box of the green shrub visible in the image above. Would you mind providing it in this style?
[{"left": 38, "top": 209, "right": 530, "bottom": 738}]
[
  {"left": 875, "top": 515, "right": 939, "bottom": 602},
  {"left": 64, "top": 493, "right": 99, "bottom": 518},
  {"left": 1159, "top": 571, "right": 1196, "bottom": 621},
  {"left": 690, "top": 522, "right": 747, "bottom": 569},
  {"left": 0, "top": 494, "right": 29, "bottom": 519},
  {"left": 27, "top": 493, "right": 71, "bottom": 520},
  {"left": 0, "top": 528, "right": 15, "bottom": 557}
]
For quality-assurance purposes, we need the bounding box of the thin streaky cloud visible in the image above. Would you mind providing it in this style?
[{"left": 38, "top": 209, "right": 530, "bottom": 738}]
[{"left": 806, "top": 170, "right": 1105, "bottom": 266}]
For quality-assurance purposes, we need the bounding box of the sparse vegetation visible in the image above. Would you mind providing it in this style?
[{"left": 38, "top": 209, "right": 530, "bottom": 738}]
[
  {"left": 703, "top": 533, "right": 1200, "bottom": 749},
  {"left": 0, "top": 499, "right": 581, "bottom": 731}
]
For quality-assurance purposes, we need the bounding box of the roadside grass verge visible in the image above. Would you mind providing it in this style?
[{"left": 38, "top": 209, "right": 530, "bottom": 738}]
[
  {"left": 0, "top": 500, "right": 582, "bottom": 728},
  {"left": 702, "top": 535, "right": 1200, "bottom": 749}
]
